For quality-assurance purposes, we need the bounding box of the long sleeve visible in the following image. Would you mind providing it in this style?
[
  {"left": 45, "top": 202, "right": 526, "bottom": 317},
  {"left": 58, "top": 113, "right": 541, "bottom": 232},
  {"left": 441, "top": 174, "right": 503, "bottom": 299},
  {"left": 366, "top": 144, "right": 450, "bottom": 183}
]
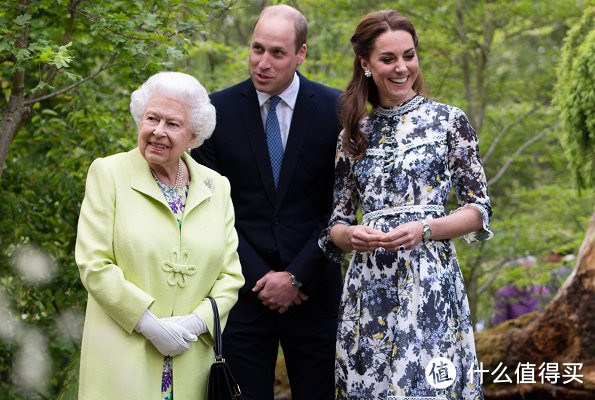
[
  {"left": 447, "top": 108, "right": 494, "bottom": 242},
  {"left": 318, "top": 131, "right": 360, "bottom": 263},
  {"left": 75, "top": 158, "right": 154, "bottom": 333}
]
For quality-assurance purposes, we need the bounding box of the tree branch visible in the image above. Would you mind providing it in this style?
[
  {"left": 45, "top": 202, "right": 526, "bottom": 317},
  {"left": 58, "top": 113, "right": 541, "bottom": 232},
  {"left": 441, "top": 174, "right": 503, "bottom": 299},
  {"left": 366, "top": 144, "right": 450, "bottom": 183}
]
[
  {"left": 483, "top": 106, "right": 540, "bottom": 164},
  {"left": 488, "top": 123, "right": 559, "bottom": 186},
  {"left": 475, "top": 13, "right": 495, "bottom": 134},
  {"left": 24, "top": 52, "right": 118, "bottom": 106},
  {"left": 46, "top": 0, "right": 146, "bottom": 41},
  {"left": 478, "top": 258, "right": 514, "bottom": 295},
  {"left": 206, "top": 0, "right": 237, "bottom": 23},
  {"left": 455, "top": 5, "right": 474, "bottom": 124}
]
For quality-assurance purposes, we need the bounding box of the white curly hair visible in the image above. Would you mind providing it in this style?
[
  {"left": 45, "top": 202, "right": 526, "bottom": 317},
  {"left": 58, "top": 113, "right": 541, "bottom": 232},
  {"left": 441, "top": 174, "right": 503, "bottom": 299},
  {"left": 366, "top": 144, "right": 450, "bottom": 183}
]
[{"left": 130, "top": 71, "right": 216, "bottom": 149}]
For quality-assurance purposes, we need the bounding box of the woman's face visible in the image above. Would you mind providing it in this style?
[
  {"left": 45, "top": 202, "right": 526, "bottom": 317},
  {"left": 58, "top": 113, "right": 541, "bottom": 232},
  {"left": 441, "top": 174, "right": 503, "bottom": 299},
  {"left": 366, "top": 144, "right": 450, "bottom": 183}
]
[
  {"left": 361, "top": 29, "right": 419, "bottom": 107},
  {"left": 138, "top": 96, "right": 193, "bottom": 170}
]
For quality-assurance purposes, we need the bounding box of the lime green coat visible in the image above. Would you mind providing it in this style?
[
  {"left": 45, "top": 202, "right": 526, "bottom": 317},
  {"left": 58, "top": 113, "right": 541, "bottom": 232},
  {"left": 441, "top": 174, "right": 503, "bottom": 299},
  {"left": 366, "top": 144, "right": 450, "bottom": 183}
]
[{"left": 75, "top": 148, "right": 244, "bottom": 400}]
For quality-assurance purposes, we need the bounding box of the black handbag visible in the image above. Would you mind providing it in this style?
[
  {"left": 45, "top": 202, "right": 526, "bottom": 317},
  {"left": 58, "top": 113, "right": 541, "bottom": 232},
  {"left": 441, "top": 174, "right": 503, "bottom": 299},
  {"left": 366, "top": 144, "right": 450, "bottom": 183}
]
[{"left": 207, "top": 296, "right": 241, "bottom": 400}]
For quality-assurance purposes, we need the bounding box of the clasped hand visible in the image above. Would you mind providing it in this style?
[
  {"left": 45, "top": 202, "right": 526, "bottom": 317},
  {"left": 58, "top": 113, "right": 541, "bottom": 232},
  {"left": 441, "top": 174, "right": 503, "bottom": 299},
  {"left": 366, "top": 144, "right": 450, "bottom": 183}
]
[
  {"left": 348, "top": 221, "right": 423, "bottom": 252},
  {"left": 135, "top": 310, "right": 207, "bottom": 356},
  {"left": 252, "top": 271, "right": 309, "bottom": 314}
]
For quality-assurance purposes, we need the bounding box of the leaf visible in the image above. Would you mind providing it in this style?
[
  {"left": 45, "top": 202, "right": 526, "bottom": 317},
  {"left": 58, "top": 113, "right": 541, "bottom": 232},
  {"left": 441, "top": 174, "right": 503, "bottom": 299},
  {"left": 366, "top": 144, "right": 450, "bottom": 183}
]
[
  {"left": 142, "top": 13, "right": 160, "bottom": 30},
  {"left": 15, "top": 48, "right": 31, "bottom": 62},
  {"left": 41, "top": 109, "right": 58, "bottom": 116},
  {"left": 63, "top": 71, "right": 80, "bottom": 82},
  {"left": 15, "top": 14, "right": 32, "bottom": 26},
  {"left": 29, "top": 80, "right": 54, "bottom": 95},
  {"left": 51, "top": 42, "right": 74, "bottom": 69},
  {"left": 166, "top": 46, "right": 184, "bottom": 59},
  {"left": 34, "top": 47, "right": 55, "bottom": 63}
]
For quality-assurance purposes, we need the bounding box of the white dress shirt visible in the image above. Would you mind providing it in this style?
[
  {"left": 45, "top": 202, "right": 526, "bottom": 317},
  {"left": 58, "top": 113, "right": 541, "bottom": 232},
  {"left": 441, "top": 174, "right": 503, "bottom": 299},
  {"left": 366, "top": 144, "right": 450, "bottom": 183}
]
[{"left": 256, "top": 72, "right": 300, "bottom": 149}]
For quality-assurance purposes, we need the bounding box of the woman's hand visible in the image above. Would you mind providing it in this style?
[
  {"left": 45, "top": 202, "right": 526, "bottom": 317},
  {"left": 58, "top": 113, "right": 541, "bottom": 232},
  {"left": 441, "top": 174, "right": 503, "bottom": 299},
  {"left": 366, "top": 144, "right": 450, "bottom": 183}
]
[
  {"left": 378, "top": 220, "right": 424, "bottom": 251},
  {"left": 350, "top": 225, "right": 386, "bottom": 251},
  {"left": 163, "top": 314, "right": 207, "bottom": 337},
  {"left": 135, "top": 310, "right": 197, "bottom": 356},
  {"left": 330, "top": 224, "right": 384, "bottom": 252}
]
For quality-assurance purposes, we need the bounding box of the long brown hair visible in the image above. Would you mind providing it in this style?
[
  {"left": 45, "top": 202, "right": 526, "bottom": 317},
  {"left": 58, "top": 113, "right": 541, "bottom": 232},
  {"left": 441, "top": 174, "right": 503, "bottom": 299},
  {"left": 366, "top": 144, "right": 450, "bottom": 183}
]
[{"left": 340, "top": 10, "right": 429, "bottom": 159}]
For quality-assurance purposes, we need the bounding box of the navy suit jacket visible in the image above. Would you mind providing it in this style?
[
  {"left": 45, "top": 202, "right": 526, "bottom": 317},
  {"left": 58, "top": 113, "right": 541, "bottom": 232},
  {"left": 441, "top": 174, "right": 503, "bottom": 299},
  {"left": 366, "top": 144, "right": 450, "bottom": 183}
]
[{"left": 192, "top": 73, "right": 343, "bottom": 323}]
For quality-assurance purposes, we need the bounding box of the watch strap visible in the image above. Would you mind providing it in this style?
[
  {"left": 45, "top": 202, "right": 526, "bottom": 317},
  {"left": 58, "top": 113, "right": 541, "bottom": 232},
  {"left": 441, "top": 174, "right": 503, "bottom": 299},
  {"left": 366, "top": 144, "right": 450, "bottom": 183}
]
[
  {"left": 287, "top": 272, "right": 303, "bottom": 288},
  {"left": 421, "top": 219, "right": 432, "bottom": 242}
]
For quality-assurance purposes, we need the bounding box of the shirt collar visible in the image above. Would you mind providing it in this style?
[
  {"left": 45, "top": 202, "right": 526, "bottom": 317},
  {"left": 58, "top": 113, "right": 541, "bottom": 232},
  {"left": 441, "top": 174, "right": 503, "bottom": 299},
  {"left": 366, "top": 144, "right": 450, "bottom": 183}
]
[{"left": 256, "top": 72, "right": 300, "bottom": 109}]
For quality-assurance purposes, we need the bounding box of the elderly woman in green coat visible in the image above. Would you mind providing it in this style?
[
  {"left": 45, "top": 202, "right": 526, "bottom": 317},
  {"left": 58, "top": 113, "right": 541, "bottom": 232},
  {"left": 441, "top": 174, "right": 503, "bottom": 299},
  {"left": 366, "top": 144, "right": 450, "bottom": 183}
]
[{"left": 75, "top": 71, "right": 244, "bottom": 400}]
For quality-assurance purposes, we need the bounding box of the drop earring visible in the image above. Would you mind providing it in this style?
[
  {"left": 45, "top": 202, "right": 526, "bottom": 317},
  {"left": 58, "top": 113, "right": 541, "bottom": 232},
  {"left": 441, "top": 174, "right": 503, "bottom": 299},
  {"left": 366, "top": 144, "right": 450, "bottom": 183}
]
[{"left": 364, "top": 69, "right": 372, "bottom": 78}]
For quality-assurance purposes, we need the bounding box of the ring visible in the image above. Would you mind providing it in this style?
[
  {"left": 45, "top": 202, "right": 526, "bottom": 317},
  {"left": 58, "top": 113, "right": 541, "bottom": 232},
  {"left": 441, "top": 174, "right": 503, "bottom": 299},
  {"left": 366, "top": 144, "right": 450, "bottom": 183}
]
[{"left": 398, "top": 245, "right": 406, "bottom": 252}]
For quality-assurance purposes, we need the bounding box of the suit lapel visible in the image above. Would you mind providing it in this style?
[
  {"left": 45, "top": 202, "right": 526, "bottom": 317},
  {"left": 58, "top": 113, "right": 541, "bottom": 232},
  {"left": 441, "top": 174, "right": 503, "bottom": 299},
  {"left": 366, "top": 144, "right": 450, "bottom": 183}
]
[
  {"left": 275, "top": 74, "right": 316, "bottom": 209},
  {"left": 239, "top": 80, "right": 277, "bottom": 206}
]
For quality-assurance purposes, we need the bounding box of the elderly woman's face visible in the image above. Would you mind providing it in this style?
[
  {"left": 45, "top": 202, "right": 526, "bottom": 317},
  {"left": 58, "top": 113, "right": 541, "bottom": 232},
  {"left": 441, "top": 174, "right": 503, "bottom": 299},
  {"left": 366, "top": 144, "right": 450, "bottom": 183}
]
[{"left": 138, "top": 96, "right": 193, "bottom": 169}]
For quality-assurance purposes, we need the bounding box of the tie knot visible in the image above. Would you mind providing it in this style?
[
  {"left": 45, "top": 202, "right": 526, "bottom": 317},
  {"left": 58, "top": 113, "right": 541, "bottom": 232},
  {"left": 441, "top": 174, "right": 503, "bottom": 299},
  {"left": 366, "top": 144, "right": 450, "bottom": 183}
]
[{"left": 269, "top": 96, "right": 281, "bottom": 110}]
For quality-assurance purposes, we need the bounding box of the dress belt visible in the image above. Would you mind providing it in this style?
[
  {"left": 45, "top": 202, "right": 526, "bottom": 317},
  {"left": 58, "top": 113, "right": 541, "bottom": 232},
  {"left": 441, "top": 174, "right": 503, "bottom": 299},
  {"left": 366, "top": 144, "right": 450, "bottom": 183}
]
[{"left": 362, "top": 205, "right": 445, "bottom": 226}]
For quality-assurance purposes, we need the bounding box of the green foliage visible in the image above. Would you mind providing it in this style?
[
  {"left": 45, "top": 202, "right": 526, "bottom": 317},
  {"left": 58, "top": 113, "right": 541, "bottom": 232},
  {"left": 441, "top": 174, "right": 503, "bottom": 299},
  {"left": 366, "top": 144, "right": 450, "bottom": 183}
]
[
  {"left": 0, "top": 0, "right": 222, "bottom": 108},
  {"left": 462, "top": 183, "right": 592, "bottom": 327},
  {"left": 0, "top": 0, "right": 233, "bottom": 398},
  {"left": 32, "top": 42, "right": 74, "bottom": 69},
  {"left": 0, "top": 81, "right": 132, "bottom": 397},
  {"left": 553, "top": 6, "right": 595, "bottom": 190}
]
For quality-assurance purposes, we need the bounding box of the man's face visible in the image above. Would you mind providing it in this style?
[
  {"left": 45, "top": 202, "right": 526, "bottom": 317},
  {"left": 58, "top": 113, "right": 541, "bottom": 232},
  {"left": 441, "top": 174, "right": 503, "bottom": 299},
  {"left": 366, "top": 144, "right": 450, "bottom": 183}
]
[{"left": 249, "top": 15, "right": 307, "bottom": 95}]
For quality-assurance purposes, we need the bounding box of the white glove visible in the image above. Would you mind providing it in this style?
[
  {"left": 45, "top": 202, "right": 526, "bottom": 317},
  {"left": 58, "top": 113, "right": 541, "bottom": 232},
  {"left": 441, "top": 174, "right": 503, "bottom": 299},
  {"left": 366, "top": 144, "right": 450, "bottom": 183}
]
[
  {"left": 134, "top": 310, "right": 197, "bottom": 356},
  {"left": 163, "top": 314, "right": 208, "bottom": 337}
]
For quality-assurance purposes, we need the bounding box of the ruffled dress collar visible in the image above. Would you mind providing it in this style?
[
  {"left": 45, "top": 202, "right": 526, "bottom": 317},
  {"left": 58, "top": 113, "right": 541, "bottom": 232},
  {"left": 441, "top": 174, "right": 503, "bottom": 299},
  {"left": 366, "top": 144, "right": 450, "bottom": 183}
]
[{"left": 374, "top": 95, "right": 425, "bottom": 118}]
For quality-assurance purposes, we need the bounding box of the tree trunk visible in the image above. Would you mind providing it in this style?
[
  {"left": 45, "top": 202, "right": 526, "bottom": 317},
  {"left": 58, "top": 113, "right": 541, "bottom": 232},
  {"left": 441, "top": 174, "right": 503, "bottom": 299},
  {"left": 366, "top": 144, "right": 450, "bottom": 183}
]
[
  {"left": 0, "top": 0, "right": 30, "bottom": 179},
  {"left": 0, "top": 66, "right": 31, "bottom": 179},
  {"left": 476, "top": 211, "right": 595, "bottom": 399}
]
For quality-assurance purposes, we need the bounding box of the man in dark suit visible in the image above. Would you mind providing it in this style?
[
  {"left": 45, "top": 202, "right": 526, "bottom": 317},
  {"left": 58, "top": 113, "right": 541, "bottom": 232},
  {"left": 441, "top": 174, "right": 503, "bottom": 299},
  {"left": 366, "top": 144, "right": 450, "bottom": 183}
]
[{"left": 192, "top": 4, "right": 342, "bottom": 400}]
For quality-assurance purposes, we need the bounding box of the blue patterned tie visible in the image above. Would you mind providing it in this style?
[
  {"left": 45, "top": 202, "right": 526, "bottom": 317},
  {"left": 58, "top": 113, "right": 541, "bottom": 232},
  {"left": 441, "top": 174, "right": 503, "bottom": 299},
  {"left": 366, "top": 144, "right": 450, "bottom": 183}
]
[{"left": 265, "top": 96, "right": 284, "bottom": 188}]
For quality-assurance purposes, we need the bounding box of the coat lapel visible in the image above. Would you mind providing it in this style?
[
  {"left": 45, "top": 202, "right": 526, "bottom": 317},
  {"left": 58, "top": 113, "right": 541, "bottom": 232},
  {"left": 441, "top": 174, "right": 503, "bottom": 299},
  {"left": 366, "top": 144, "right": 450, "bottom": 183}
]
[
  {"left": 239, "top": 80, "right": 277, "bottom": 206},
  {"left": 275, "top": 74, "right": 316, "bottom": 209},
  {"left": 129, "top": 148, "right": 169, "bottom": 207},
  {"left": 129, "top": 148, "right": 213, "bottom": 215},
  {"left": 183, "top": 152, "right": 214, "bottom": 216}
]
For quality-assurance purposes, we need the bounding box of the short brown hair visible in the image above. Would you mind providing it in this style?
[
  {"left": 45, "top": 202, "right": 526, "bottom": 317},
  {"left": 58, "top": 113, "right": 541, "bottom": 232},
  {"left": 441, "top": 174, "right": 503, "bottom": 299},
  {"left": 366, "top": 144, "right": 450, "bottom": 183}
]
[{"left": 255, "top": 5, "right": 308, "bottom": 54}]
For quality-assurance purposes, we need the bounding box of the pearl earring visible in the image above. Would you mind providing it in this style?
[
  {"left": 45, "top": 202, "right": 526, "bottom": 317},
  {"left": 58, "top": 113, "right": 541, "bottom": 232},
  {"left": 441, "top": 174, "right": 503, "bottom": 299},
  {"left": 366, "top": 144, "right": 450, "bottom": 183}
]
[{"left": 364, "top": 69, "right": 372, "bottom": 78}]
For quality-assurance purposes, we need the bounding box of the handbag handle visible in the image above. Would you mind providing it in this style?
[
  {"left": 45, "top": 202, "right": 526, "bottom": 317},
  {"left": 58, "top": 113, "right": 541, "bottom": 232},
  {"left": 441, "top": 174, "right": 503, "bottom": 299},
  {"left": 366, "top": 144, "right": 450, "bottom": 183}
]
[{"left": 207, "top": 296, "right": 224, "bottom": 361}]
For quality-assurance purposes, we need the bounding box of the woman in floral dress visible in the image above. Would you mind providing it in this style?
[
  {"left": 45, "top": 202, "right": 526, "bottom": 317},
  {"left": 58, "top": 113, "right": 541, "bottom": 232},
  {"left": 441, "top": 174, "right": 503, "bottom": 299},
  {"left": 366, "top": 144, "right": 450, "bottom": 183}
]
[{"left": 319, "top": 11, "right": 493, "bottom": 400}]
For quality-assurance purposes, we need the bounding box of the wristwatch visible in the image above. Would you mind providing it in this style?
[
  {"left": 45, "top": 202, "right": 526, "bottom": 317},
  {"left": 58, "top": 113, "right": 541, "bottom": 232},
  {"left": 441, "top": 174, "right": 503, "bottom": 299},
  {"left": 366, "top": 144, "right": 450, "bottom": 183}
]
[
  {"left": 420, "top": 219, "right": 432, "bottom": 242},
  {"left": 287, "top": 272, "right": 303, "bottom": 288}
]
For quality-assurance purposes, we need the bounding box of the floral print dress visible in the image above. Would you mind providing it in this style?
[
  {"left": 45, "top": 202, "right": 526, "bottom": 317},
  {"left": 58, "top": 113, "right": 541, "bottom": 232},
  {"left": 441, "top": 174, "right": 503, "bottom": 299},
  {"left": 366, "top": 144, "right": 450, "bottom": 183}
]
[{"left": 319, "top": 96, "right": 493, "bottom": 400}]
